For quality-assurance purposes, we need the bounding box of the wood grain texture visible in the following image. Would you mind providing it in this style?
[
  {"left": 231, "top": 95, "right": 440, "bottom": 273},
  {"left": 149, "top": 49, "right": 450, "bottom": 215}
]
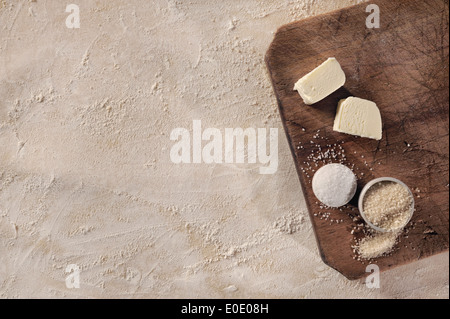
[{"left": 266, "top": 0, "right": 449, "bottom": 280}]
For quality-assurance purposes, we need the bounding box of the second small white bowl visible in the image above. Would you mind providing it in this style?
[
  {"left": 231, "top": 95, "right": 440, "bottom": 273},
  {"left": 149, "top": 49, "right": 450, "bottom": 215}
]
[{"left": 358, "top": 177, "right": 415, "bottom": 233}]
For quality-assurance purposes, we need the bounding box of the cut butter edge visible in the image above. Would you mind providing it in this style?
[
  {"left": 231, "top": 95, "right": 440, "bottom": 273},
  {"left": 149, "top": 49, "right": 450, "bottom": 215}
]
[
  {"left": 294, "top": 57, "right": 346, "bottom": 105},
  {"left": 333, "top": 97, "right": 383, "bottom": 141}
]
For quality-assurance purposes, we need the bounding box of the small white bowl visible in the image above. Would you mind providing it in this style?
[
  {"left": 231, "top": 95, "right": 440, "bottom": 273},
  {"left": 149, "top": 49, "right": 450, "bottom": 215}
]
[{"left": 358, "top": 177, "right": 415, "bottom": 233}]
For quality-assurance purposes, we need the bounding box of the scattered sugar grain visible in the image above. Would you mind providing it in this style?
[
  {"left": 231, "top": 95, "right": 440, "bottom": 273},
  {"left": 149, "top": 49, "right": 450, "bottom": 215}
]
[{"left": 356, "top": 231, "right": 401, "bottom": 260}]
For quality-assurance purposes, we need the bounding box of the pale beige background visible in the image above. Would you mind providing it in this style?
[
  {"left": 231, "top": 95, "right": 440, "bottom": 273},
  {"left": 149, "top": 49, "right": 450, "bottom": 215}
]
[{"left": 0, "top": 0, "right": 448, "bottom": 299}]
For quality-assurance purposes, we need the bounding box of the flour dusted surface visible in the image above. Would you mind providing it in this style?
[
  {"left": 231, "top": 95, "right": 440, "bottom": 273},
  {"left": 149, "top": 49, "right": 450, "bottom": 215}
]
[{"left": 0, "top": 0, "right": 447, "bottom": 299}]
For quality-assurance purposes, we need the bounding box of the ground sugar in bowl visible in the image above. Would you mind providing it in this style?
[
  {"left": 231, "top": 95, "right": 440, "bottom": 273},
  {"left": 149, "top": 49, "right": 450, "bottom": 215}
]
[{"left": 359, "top": 177, "right": 415, "bottom": 233}]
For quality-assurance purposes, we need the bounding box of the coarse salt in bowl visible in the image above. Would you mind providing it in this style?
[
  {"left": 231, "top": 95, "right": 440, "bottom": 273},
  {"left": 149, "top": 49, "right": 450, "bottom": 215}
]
[{"left": 358, "top": 177, "right": 415, "bottom": 233}]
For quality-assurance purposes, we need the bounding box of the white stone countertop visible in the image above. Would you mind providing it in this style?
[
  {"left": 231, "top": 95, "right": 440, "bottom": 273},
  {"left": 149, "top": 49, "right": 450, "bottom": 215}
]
[{"left": 0, "top": 0, "right": 448, "bottom": 298}]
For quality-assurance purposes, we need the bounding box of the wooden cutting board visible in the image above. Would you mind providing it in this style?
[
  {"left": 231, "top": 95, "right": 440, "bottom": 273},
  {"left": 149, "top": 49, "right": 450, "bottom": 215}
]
[{"left": 266, "top": 0, "right": 449, "bottom": 280}]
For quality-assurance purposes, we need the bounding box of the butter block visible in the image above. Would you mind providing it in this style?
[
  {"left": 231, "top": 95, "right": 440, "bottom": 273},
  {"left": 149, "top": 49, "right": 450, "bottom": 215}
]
[
  {"left": 333, "top": 97, "right": 383, "bottom": 140},
  {"left": 294, "top": 58, "right": 346, "bottom": 105}
]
